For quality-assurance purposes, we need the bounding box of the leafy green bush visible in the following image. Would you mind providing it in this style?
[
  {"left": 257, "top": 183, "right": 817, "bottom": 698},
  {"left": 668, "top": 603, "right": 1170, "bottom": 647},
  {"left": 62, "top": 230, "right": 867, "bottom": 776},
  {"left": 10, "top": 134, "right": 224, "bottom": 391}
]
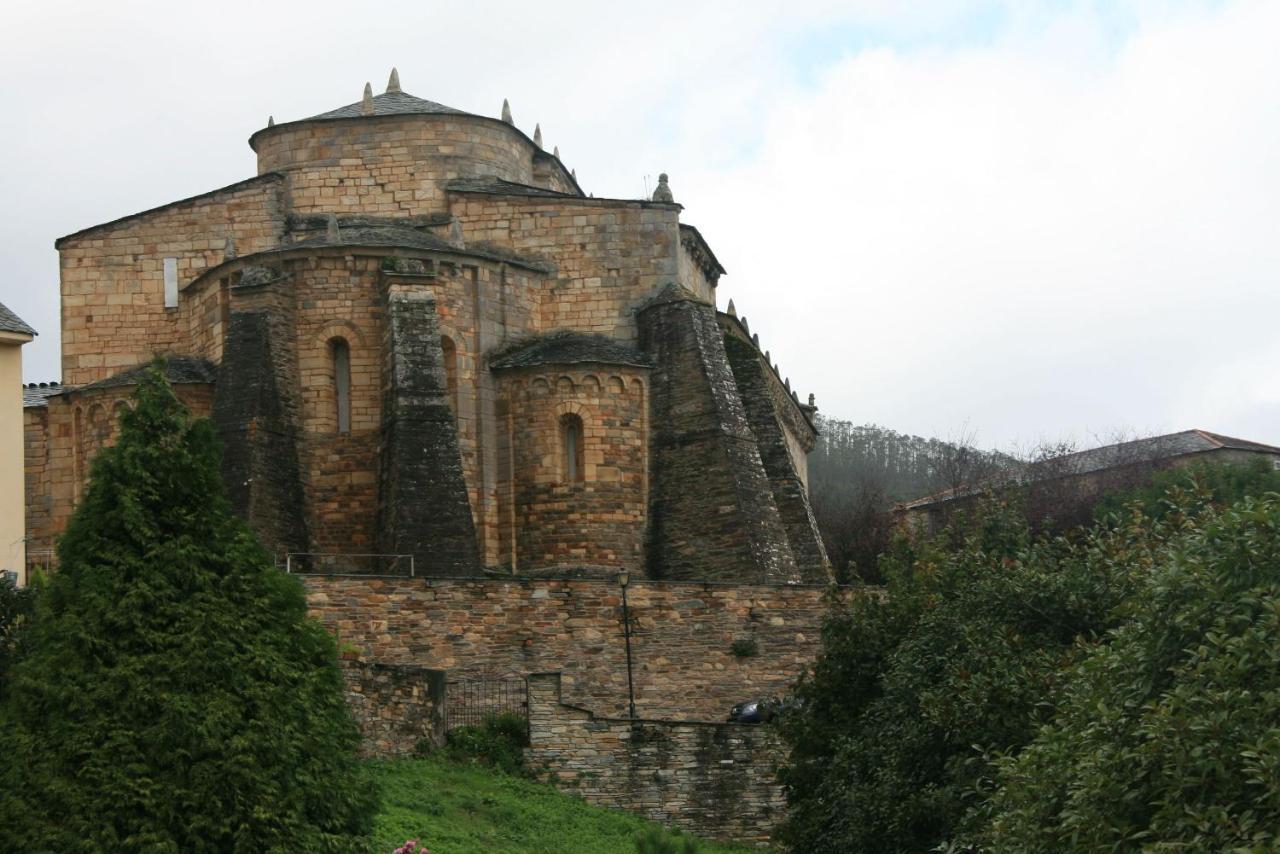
[
  {"left": 781, "top": 462, "right": 1280, "bottom": 852},
  {"left": 439, "top": 712, "right": 530, "bottom": 775},
  {"left": 984, "top": 494, "right": 1280, "bottom": 850},
  {"left": 729, "top": 637, "right": 758, "bottom": 658},
  {"left": 1094, "top": 457, "right": 1280, "bottom": 522},
  {"left": 0, "top": 364, "right": 375, "bottom": 850},
  {"left": 0, "top": 572, "right": 37, "bottom": 703},
  {"left": 777, "top": 494, "right": 1180, "bottom": 853}
]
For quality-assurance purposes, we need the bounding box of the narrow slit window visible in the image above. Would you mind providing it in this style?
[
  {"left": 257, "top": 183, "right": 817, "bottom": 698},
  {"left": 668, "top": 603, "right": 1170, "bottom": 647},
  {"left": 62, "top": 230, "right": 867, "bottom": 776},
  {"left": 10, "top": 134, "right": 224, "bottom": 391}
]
[
  {"left": 441, "top": 335, "right": 458, "bottom": 413},
  {"left": 163, "top": 257, "right": 179, "bottom": 308},
  {"left": 561, "top": 413, "right": 584, "bottom": 483},
  {"left": 332, "top": 338, "right": 351, "bottom": 434}
]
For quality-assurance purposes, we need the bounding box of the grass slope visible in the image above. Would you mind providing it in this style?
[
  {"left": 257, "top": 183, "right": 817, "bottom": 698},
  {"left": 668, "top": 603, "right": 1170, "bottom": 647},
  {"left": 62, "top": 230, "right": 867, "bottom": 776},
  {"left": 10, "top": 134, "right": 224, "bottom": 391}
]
[{"left": 369, "top": 759, "right": 757, "bottom": 853}]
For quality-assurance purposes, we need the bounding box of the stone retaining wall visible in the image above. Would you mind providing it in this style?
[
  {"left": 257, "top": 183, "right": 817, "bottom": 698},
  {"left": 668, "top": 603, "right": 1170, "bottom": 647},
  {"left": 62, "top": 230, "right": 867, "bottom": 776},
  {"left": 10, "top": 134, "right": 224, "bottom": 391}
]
[
  {"left": 340, "top": 660, "right": 445, "bottom": 758},
  {"left": 525, "top": 672, "right": 785, "bottom": 846},
  {"left": 305, "top": 575, "right": 841, "bottom": 721}
]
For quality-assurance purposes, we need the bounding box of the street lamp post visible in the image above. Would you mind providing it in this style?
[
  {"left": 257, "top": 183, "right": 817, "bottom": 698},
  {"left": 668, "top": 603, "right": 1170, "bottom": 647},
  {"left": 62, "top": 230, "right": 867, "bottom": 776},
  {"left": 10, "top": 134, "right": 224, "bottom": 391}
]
[{"left": 617, "top": 571, "right": 637, "bottom": 720}]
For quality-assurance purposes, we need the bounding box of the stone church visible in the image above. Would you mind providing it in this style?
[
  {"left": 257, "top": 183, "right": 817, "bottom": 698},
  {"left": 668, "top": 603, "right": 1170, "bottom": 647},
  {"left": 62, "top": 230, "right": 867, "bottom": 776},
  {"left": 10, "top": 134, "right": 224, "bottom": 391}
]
[{"left": 24, "top": 70, "right": 828, "bottom": 583}]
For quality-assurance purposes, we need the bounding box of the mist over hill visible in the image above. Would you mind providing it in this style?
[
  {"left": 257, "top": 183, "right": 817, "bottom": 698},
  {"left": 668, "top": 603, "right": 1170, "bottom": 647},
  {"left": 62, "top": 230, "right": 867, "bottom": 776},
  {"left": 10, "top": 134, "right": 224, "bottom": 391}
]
[{"left": 807, "top": 416, "right": 1016, "bottom": 581}]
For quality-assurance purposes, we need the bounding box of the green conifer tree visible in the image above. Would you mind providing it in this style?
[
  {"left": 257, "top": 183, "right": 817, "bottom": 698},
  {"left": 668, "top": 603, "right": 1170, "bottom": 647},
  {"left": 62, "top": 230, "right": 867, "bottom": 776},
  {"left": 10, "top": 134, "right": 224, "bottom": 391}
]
[{"left": 0, "top": 363, "right": 375, "bottom": 851}]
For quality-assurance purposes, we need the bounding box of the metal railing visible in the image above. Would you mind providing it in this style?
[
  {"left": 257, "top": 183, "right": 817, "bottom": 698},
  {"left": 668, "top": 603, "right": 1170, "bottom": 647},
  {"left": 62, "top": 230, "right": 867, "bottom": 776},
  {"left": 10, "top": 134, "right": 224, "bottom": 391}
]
[
  {"left": 445, "top": 677, "right": 529, "bottom": 732},
  {"left": 284, "top": 552, "right": 415, "bottom": 577}
]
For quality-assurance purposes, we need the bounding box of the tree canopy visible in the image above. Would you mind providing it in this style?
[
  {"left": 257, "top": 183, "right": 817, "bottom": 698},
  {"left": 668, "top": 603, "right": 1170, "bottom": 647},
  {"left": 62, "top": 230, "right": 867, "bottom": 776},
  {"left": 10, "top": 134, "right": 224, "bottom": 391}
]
[{"left": 0, "top": 364, "right": 375, "bottom": 851}]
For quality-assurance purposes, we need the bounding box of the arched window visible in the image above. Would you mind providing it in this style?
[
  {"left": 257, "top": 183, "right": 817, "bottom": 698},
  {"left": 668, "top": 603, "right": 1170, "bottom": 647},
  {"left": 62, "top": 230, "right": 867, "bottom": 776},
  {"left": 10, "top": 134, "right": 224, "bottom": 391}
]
[
  {"left": 561, "top": 413, "right": 584, "bottom": 484},
  {"left": 330, "top": 338, "right": 351, "bottom": 434},
  {"left": 441, "top": 335, "right": 458, "bottom": 413}
]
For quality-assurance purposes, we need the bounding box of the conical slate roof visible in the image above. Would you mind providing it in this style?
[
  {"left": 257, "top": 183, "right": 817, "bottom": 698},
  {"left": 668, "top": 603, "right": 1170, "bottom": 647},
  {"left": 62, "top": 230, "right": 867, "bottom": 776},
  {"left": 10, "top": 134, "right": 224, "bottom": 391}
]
[{"left": 307, "top": 89, "right": 470, "bottom": 121}]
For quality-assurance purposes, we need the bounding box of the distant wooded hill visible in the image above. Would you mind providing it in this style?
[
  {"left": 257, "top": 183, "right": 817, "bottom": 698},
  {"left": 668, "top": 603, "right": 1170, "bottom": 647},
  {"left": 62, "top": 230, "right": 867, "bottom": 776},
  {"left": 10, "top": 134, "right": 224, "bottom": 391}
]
[
  {"left": 809, "top": 417, "right": 1015, "bottom": 503},
  {"left": 808, "top": 417, "right": 1016, "bottom": 582}
]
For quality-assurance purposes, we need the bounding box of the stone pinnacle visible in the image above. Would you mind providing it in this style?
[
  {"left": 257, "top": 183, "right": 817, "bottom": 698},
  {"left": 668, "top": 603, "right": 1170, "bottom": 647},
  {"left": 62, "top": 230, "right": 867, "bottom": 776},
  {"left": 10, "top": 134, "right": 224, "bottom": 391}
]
[
  {"left": 501, "top": 98, "right": 513, "bottom": 124},
  {"left": 449, "top": 217, "right": 465, "bottom": 248},
  {"left": 386, "top": 67, "right": 401, "bottom": 94},
  {"left": 533, "top": 124, "right": 543, "bottom": 149},
  {"left": 326, "top": 214, "right": 341, "bottom": 241},
  {"left": 651, "top": 173, "right": 674, "bottom": 203},
  {"left": 553, "top": 145, "right": 560, "bottom": 160},
  {"left": 726, "top": 299, "right": 737, "bottom": 317},
  {"left": 267, "top": 115, "right": 275, "bottom": 127},
  {"left": 361, "top": 83, "right": 374, "bottom": 115},
  {"left": 224, "top": 235, "right": 237, "bottom": 261}
]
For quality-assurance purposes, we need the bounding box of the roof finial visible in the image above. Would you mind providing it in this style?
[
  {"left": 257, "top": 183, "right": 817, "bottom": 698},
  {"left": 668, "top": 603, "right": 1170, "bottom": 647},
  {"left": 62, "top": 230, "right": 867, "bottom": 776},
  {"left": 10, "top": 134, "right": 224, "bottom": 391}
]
[
  {"left": 752, "top": 332, "right": 759, "bottom": 347},
  {"left": 808, "top": 393, "right": 816, "bottom": 407},
  {"left": 553, "top": 145, "right": 560, "bottom": 160},
  {"left": 361, "top": 83, "right": 374, "bottom": 116},
  {"left": 267, "top": 115, "right": 275, "bottom": 127},
  {"left": 533, "top": 123, "right": 543, "bottom": 149},
  {"left": 326, "top": 214, "right": 341, "bottom": 241},
  {"left": 726, "top": 298, "right": 737, "bottom": 317},
  {"left": 386, "top": 67, "right": 402, "bottom": 94},
  {"left": 785, "top": 377, "right": 791, "bottom": 391},
  {"left": 571, "top": 168, "right": 577, "bottom": 181},
  {"left": 501, "top": 98, "right": 513, "bottom": 124},
  {"left": 740, "top": 315, "right": 749, "bottom": 333},
  {"left": 651, "top": 172, "right": 674, "bottom": 203},
  {"left": 765, "top": 350, "right": 771, "bottom": 363},
  {"left": 224, "top": 234, "right": 237, "bottom": 261}
]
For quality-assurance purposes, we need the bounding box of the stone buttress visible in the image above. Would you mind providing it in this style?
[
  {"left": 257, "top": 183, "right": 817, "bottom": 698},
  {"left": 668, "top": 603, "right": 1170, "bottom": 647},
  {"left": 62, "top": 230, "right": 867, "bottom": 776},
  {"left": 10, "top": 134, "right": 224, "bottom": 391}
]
[
  {"left": 637, "top": 285, "right": 799, "bottom": 582},
  {"left": 376, "top": 286, "right": 479, "bottom": 575},
  {"left": 722, "top": 333, "right": 830, "bottom": 581},
  {"left": 212, "top": 279, "right": 310, "bottom": 560}
]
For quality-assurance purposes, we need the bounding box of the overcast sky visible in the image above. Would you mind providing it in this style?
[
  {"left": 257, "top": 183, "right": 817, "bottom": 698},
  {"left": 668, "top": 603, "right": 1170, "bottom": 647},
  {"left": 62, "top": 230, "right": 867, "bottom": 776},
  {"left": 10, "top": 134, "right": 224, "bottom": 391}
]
[{"left": 3, "top": 0, "right": 1277, "bottom": 450}]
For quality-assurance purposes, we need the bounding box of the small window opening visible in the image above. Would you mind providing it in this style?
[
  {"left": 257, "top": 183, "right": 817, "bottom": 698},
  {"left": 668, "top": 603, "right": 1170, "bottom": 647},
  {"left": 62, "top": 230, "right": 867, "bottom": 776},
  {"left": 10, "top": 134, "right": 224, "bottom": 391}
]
[
  {"left": 561, "top": 413, "right": 584, "bottom": 483},
  {"left": 331, "top": 338, "right": 351, "bottom": 434}
]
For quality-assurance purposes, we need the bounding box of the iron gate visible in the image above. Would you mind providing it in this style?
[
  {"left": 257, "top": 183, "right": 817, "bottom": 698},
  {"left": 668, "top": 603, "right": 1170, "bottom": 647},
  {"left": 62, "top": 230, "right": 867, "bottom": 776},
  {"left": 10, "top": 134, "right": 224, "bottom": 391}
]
[{"left": 444, "top": 677, "right": 528, "bottom": 731}]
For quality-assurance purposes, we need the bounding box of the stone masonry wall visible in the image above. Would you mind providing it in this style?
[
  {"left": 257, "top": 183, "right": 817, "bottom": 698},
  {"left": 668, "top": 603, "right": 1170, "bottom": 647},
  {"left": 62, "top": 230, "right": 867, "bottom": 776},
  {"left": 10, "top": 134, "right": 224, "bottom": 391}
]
[
  {"left": 22, "top": 406, "right": 52, "bottom": 566},
  {"left": 56, "top": 175, "right": 285, "bottom": 387},
  {"left": 292, "top": 256, "right": 385, "bottom": 554},
  {"left": 449, "top": 192, "right": 681, "bottom": 343},
  {"left": 341, "top": 660, "right": 446, "bottom": 758},
  {"left": 304, "top": 576, "right": 837, "bottom": 721},
  {"left": 254, "top": 115, "right": 536, "bottom": 214},
  {"left": 526, "top": 673, "right": 785, "bottom": 846},
  {"left": 496, "top": 366, "right": 648, "bottom": 573}
]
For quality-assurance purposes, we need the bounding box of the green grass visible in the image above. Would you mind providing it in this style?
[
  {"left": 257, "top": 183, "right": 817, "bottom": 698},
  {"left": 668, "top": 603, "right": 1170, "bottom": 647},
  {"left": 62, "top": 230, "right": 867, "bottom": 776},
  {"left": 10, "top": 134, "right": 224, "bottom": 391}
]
[{"left": 368, "top": 758, "right": 760, "bottom": 853}]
